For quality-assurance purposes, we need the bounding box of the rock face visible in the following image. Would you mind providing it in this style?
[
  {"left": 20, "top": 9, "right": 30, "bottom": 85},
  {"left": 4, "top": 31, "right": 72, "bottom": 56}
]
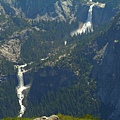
[
  {"left": 0, "top": 39, "right": 21, "bottom": 62},
  {"left": 33, "top": 115, "right": 59, "bottom": 120},
  {"left": 91, "top": 14, "right": 120, "bottom": 120},
  {"left": 0, "top": 0, "right": 118, "bottom": 25},
  {"left": 48, "top": 115, "right": 59, "bottom": 120},
  {"left": 0, "top": 0, "right": 120, "bottom": 120},
  {"left": 0, "top": 0, "right": 117, "bottom": 63},
  {"left": 0, "top": 27, "right": 31, "bottom": 62}
]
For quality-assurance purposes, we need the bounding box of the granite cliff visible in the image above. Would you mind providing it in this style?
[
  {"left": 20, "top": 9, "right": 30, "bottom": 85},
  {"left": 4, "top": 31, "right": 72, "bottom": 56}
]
[
  {"left": 0, "top": 0, "right": 118, "bottom": 24},
  {"left": 0, "top": 0, "right": 118, "bottom": 63},
  {"left": 0, "top": 0, "right": 120, "bottom": 120},
  {"left": 91, "top": 13, "right": 120, "bottom": 120}
]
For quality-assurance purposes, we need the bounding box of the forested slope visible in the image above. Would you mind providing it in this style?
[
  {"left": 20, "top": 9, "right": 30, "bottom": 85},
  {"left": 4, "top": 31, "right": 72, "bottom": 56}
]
[{"left": 0, "top": 0, "right": 120, "bottom": 120}]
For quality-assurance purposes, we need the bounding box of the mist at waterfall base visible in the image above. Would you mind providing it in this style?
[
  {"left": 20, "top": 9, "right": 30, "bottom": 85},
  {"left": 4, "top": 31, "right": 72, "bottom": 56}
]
[
  {"left": 15, "top": 64, "right": 31, "bottom": 117},
  {"left": 71, "top": 1, "right": 94, "bottom": 36}
]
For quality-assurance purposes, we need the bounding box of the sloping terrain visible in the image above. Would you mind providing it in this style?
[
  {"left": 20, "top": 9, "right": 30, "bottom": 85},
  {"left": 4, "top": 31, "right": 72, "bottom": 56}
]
[
  {"left": 0, "top": 0, "right": 120, "bottom": 120},
  {"left": 91, "top": 13, "right": 120, "bottom": 120}
]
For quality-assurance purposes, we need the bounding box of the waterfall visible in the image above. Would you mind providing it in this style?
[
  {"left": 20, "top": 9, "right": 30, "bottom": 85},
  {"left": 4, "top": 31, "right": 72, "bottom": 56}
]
[
  {"left": 15, "top": 64, "right": 31, "bottom": 117},
  {"left": 71, "top": 1, "right": 94, "bottom": 36}
]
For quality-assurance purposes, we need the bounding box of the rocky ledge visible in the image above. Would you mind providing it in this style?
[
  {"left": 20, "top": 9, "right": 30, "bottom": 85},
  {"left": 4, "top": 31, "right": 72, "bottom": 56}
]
[{"left": 33, "top": 115, "right": 59, "bottom": 120}]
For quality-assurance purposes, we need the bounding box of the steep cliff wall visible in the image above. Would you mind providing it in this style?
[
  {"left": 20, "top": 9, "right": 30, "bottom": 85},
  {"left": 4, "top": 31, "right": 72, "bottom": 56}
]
[
  {"left": 0, "top": 0, "right": 120, "bottom": 119},
  {"left": 0, "top": 0, "right": 118, "bottom": 25},
  {"left": 92, "top": 13, "right": 120, "bottom": 120}
]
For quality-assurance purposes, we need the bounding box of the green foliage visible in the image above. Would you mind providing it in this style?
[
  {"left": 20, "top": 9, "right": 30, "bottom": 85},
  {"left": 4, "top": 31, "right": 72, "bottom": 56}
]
[
  {"left": 58, "top": 114, "right": 99, "bottom": 120},
  {"left": 0, "top": 3, "right": 119, "bottom": 119},
  {"left": 24, "top": 38, "right": 99, "bottom": 117},
  {"left": 2, "top": 114, "right": 98, "bottom": 120},
  {"left": 20, "top": 20, "right": 76, "bottom": 63},
  {"left": 0, "top": 58, "right": 14, "bottom": 75},
  {"left": 20, "top": 14, "right": 112, "bottom": 118},
  {"left": 0, "top": 76, "right": 19, "bottom": 118},
  {"left": 0, "top": 14, "right": 6, "bottom": 22},
  {"left": 12, "top": 17, "right": 30, "bottom": 29}
]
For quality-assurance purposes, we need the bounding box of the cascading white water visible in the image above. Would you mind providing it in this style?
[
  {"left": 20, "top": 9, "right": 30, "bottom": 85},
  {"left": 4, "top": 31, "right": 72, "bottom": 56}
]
[
  {"left": 15, "top": 64, "right": 30, "bottom": 117},
  {"left": 71, "top": 0, "right": 94, "bottom": 36}
]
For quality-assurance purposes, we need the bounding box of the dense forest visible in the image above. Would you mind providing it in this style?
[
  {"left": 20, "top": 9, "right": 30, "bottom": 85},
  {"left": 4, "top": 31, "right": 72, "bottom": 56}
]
[
  {"left": 0, "top": 0, "right": 120, "bottom": 119},
  {"left": 0, "top": 11, "right": 116, "bottom": 119},
  {"left": 0, "top": 17, "right": 103, "bottom": 118},
  {"left": 1, "top": 15, "right": 99, "bottom": 117}
]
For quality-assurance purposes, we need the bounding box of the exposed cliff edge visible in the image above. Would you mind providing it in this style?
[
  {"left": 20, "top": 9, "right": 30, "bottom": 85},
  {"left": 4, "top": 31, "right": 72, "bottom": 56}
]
[
  {"left": 33, "top": 115, "right": 59, "bottom": 120},
  {"left": 90, "top": 13, "right": 120, "bottom": 120},
  {"left": 0, "top": 0, "right": 118, "bottom": 63},
  {"left": 0, "top": 0, "right": 118, "bottom": 24}
]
